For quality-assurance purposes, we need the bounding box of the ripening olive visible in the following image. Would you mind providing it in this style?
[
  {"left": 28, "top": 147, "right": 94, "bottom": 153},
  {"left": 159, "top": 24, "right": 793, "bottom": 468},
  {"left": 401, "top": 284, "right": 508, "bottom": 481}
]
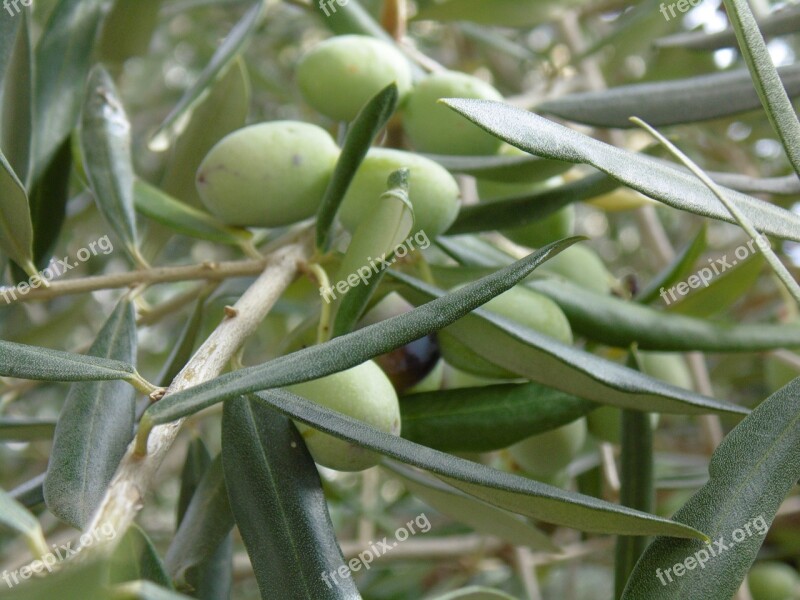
[
  {"left": 438, "top": 285, "right": 573, "bottom": 378},
  {"left": 196, "top": 121, "right": 339, "bottom": 228},
  {"left": 403, "top": 71, "right": 504, "bottom": 156},
  {"left": 287, "top": 360, "right": 400, "bottom": 471},
  {"left": 338, "top": 148, "right": 460, "bottom": 237},
  {"left": 539, "top": 243, "right": 613, "bottom": 295},
  {"left": 748, "top": 562, "right": 799, "bottom": 600},
  {"left": 296, "top": 35, "right": 412, "bottom": 122},
  {"left": 587, "top": 352, "right": 690, "bottom": 443},
  {"left": 508, "top": 418, "right": 587, "bottom": 478}
]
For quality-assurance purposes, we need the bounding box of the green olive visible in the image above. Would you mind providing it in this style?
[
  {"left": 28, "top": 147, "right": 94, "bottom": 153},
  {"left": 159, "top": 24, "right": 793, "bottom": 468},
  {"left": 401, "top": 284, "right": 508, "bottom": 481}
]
[
  {"left": 196, "top": 121, "right": 339, "bottom": 228},
  {"left": 508, "top": 418, "right": 587, "bottom": 478},
  {"left": 338, "top": 148, "right": 460, "bottom": 237},
  {"left": 287, "top": 360, "right": 400, "bottom": 471},
  {"left": 748, "top": 562, "right": 799, "bottom": 600},
  {"left": 438, "top": 285, "right": 573, "bottom": 378},
  {"left": 403, "top": 71, "right": 504, "bottom": 156},
  {"left": 588, "top": 352, "right": 689, "bottom": 443},
  {"left": 296, "top": 35, "right": 412, "bottom": 122},
  {"left": 539, "top": 243, "right": 613, "bottom": 295}
]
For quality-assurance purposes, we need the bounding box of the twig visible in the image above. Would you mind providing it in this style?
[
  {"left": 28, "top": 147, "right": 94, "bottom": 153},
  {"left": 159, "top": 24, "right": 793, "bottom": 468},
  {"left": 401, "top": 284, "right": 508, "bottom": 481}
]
[{"left": 78, "top": 234, "right": 314, "bottom": 556}]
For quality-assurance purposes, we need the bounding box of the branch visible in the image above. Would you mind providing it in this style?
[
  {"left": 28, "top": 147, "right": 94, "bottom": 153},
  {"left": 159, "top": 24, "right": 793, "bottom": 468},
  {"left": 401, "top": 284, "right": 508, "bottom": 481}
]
[{"left": 79, "top": 233, "right": 314, "bottom": 555}]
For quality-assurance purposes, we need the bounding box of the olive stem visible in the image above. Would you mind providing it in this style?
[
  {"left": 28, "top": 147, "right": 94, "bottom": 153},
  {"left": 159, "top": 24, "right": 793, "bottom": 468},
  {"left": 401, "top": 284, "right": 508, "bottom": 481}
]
[
  {"left": 306, "top": 262, "right": 333, "bottom": 344},
  {"left": 0, "top": 257, "right": 273, "bottom": 305},
  {"left": 83, "top": 233, "right": 314, "bottom": 556}
]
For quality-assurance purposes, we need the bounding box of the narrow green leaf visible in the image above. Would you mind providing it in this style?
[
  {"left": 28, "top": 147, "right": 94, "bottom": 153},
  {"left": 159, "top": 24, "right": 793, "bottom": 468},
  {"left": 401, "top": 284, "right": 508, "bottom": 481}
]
[
  {"left": 0, "top": 149, "right": 35, "bottom": 276},
  {"left": 0, "top": 339, "right": 140, "bottom": 384},
  {"left": 385, "top": 462, "right": 559, "bottom": 551},
  {"left": 177, "top": 438, "right": 211, "bottom": 525},
  {"left": 0, "top": 486, "right": 48, "bottom": 557},
  {"left": 253, "top": 388, "right": 707, "bottom": 540},
  {"left": 426, "top": 152, "right": 571, "bottom": 184},
  {"left": 9, "top": 473, "right": 45, "bottom": 509},
  {"left": 0, "top": 418, "right": 57, "bottom": 441},
  {"left": 0, "top": 558, "right": 108, "bottom": 600},
  {"left": 159, "top": 57, "right": 250, "bottom": 207},
  {"left": 446, "top": 172, "right": 619, "bottom": 235},
  {"left": 157, "top": 294, "right": 208, "bottom": 388},
  {"left": 80, "top": 65, "right": 144, "bottom": 266},
  {"left": 316, "top": 83, "right": 399, "bottom": 251},
  {"left": 0, "top": 12, "right": 20, "bottom": 85},
  {"left": 536, "top": 64, "right": 800, "bottom": 128},
  {"left": 637, "top": 226, "right": 707, "bottom": 303},
  {"left": 414, "top": 0, "right": 585, "bottom": 27},
  {"left": 139, "top": 239, "right": 581, "bottom": 437},
  {"left": 2, "top": 11, "right": 32, "bottom": 186},
  {"left": 112, "top": 581, "right": 196, "bottom": 600},
  {"left": 331, "top": 168, "right": 414, "bottom": 338},
  {"left": 429, "top": 587, "right": 517, "bottom": 600},
  {"left": 134, "top": 178, "right": 252, "bottom": 246},
  {"left": 655, "top": 5, "right": 800, "bottom": 51},
  {"left": 621, "top": 376, "right": 800, "bottom": 599},
  {"left": 392, "top": 270, "right": 747, "bottom": 416},
  {"left": 721, "top": 0, "right": 800, "bottom": 176},
  {"left": 98, "top": 0, "right": 163, "bottom": 64},
  {"left": 110, "top": 524, "right": 173, "bottom": 588},
  {"left": 32, "top": 0, "right": 105, "bottom": 181},
  {"left": 165, "top": 455, "right": 234, "bottom": 587},
  {"left": 222, "top": 395, "right": 358, "bottom": 599},
  {"left": 44, "top": 298, "right": 139, "bottom": 528},
  {"left": 150, "top": 1, "right": 264, "bottom": 147},
  {"left": 441, "top": 99, "right": 800, "bottom": 242},
  {"left": 313, "top": 0, "right": 395, "bottom": 44},
  {"left": 400, "top": 382, "right": 596, "bottom": 452}
]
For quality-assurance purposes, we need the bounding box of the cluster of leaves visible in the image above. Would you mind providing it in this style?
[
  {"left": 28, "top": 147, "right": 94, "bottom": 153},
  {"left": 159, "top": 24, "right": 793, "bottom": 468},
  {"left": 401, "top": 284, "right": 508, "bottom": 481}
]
[{"left": 1, "top": 1, "right": 799, "bottom": 599}]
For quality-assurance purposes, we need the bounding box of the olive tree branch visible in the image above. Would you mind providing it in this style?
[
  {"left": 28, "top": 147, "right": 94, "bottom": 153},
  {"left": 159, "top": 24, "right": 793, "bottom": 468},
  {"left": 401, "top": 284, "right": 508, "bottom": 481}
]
[{"left": 79, "top": 233, "right": 314, "bottom": 555}]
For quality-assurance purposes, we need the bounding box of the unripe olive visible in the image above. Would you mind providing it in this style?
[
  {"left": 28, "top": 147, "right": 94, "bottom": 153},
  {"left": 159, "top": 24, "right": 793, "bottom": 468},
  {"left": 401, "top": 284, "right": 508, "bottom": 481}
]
[
  {"left": 438, "top": 285, "right": 573, "bottom": 378},
  {"left": 338, "top": 148, "right": 460, "bottom": 237},
  {"left": 196, "top": 121, "right": 339, "bottom": 228},
  {"left": 403, "top": 71, "right": 504, "bottom": 156},
  {"left": 287, "top": 361, "right": 400, "bottom": 471},
  {"left": 588, "top": 352, "right": 689, "bottom": 443},
  {"left": 476, "top": 167, "right": 575, "bottom": 248},
  {"left": 748, "top": 562, "right": 799, "bottom": 600},
  {"left": 508, "top": 418, "right": 587, "bottom": 478},
  {"left": 296, "top": 35, "right": 412, "bottom": 122},
  {"left": 539, "top": 244, "right": 613, "bottom": 295}
]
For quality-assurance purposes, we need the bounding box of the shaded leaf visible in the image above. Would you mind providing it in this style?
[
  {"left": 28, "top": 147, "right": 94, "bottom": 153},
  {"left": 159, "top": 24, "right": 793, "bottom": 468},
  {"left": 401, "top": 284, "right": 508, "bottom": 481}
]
[
  {"left": 0, "top": 149, "right": 35, "bottom": 276},
  {"left": 441, "top": 99, "right": 800, "bottom": 242},
  {"left": 112, "top": 581, "right": 195, "bottom": 600},
  {"left": 44, "top": 299, "right": 138, "bottom": 528},
  {"left": 99, "top": 0, "right": 163, "bottom": 64},
  {"left": 0, "top": 485, "right": 48, "bottom": 557},
  {"left": 222, "top": 395, "right": 358, "bottom": 599},
  {"left": 110, "top": 524, "right": 173, "bottom": 588},
  {"left": 621, "top": 376, "right": 800, "bottom": 599},
  {"left": 0, "top": 418, "right": 57, "bottom": 442},
  {"left": 426, "top": 152, "right": 571, "bottom": 184},
  {"left": 1, "top": 11, "right": 32, "bottom": 186},
  {"left": 637, "top": 226, "right": 707, "bottom": 303}
]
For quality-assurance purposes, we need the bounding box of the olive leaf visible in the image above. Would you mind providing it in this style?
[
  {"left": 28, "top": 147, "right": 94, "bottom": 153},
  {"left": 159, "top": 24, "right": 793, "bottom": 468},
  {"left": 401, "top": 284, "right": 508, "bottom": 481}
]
[
  {"left": 0, "top": 11, "right": 19, "bottom": 85},
  {"left": 110, "top": 524, "right": 173, "bottom": 588},
  {"left": 721, "top": 0, "right": 800, "bottom": 176},
  {"left": 400, "top": 382, "right": 596, "bottom": 452},
  {"left": 441, "top": 99, "right": 800, "bottom": 242},
  {"left": 621, "top": 376, "right": 800, "bottom": 600},
  {"left": 98, "top": 0, "right": 163, "bottom": 64},
  {"left": 413, "top": 0, "right": 588, "bottom": 27},
  {"left": 436, "top": 236, "right": 800, "bottom": 352},
  {"left": 8, "top": 473, "right": 45, "bottom": 509},
  {"left": 429, "top": 587, "right": 517, "bottom": 600},
  {"left": 0, "top": 150, "right": 35, "bottom": 277},
  {"left": 45, "top": 298, "right": 139, "bottom": 529},
  {"left": 31, "top": 0, "right": 105, "bottom": 181},
  {"left": 425, "top": 152, "right": 571, "bottom": 184},
  {"left": 149, "top": 0, "right": 265, "bottom": 148},
  {"left": 391, "top": 270, "right": 746, "bottom": 415},
  {"left": 2, "top": 11, "right": 32, "bottom": 186},
  {"left": 636, "top": 226, "right": 707, "bottom": 303},
  {"left": 0, "top": 418, "right": 57, "bottom": 442},
  {"left": 385, "top": 461, "right": 559, "bottom": 551},
  {"left": 111, "top": 581, "right": 196, "bottom": 600},
  {"left": 252, "top": 387, "right": 705, "bottom": 540},
  {"left": 222, "top": 396, "right": 358, "bottom": 599},
  {"left": 138, "top": 238, "right": 581, "bottom": 438},
  {"left": 536, "top": 64, "right": 800, "bottom": 128},
  {"left": 316, "top": 83, "right": 400, "bottom": 251},
  {"left": 80, "top": 66, "right": 146, "bottom": 267},
  {"left": 0, "top": 485, "right": 48, "bottom": 558}
]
